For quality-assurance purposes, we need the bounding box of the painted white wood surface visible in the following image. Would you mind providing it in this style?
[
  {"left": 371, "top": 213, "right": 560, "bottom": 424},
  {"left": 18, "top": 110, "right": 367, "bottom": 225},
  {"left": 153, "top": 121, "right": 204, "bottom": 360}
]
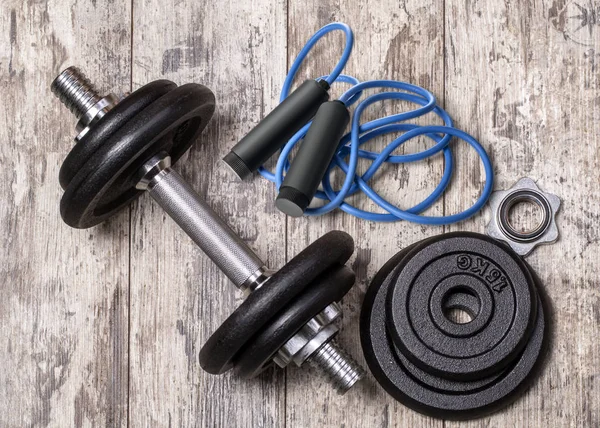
[{"left": 1, "top": 0, "right": 598, "bottom": 426}]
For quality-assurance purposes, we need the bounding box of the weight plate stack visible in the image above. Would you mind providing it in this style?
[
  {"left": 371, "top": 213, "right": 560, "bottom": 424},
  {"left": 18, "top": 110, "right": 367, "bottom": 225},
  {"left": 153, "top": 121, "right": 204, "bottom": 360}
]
[
  {"left": 60, "top": 82, "right": 215, "bottom": 228},
  {"left": 360, "top": 232, "right": 548, "bottom": 420}
]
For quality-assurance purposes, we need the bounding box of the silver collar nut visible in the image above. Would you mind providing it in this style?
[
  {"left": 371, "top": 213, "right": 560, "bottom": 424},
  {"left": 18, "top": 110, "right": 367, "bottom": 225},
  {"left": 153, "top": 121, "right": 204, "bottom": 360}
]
[{"left": 486, "top": 177, "right": 561, "bottom": 256}]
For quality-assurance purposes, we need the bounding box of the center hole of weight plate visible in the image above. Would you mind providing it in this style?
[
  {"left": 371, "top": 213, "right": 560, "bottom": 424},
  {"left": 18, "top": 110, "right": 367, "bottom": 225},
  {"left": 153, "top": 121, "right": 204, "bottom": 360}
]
[{"left": 442, "top": 287, "right": 480, "bottom": 325}]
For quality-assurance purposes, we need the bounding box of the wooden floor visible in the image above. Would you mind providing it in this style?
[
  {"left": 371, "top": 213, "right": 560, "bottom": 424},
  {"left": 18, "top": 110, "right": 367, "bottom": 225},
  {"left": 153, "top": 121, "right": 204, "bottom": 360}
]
[{"left": 1, "top": 0, "right": 599, "bottom": 426}]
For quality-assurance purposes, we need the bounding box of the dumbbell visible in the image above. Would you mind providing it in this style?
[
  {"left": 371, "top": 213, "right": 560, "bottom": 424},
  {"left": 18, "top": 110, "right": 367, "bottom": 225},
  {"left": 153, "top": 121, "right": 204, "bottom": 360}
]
[{"left": 51, "top": 67, "right": 364, "bottom": 393}]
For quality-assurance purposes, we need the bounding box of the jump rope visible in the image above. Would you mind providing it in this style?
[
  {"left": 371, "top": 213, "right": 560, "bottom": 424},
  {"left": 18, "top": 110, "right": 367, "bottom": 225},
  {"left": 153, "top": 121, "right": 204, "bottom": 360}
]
[{"left": 224, "top": 23, "right": 494, "bottom": 225}]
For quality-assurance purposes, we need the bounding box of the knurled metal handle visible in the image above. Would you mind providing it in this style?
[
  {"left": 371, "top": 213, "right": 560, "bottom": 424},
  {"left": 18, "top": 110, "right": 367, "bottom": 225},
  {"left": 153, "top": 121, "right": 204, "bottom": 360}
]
[{"left": 147, "top": 167, "right": 265, "bottom": 287}]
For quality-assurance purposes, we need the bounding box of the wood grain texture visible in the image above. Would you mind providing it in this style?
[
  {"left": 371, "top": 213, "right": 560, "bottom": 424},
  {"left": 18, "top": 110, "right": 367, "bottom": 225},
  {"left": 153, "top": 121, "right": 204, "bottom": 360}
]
[
  {"left": 129, "top": 0, "right": 287, "bottom": 427},
  {"left": 0, "top": 0, "right": 131, "bottom": 427},
  {"left": 444, "top": 2, "right": 600, "bottom": 428},
  {"left": 1, "top": 0, "right": 599, "bottom": 427}
]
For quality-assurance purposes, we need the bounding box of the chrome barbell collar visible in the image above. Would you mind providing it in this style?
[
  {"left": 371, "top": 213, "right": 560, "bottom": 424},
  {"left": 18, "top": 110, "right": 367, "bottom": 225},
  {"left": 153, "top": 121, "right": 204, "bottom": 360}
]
[{"left": 486, "top": 177, "right": 560, "bottom": 256}]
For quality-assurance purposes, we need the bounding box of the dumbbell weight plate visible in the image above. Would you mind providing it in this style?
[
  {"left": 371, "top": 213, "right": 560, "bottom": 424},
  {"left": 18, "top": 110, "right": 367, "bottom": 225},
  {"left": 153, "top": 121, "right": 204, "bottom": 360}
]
[
  {"left": 233, "top": 264, "right": 356, "bottom": 378},
  {"left": 61, "top": 83, "right": 215, "bottom": 228},
  {"left": 361, "top": 260, "right": 546, "bottom": 419},
  {"left": 387, "top": 233, "right": 538, "bottom": 380},
  {"left": 388, "top": 265, "right": 504, "bottom": 394},
  {"left": 360, "top": 232, "right": 547, "bottom": 420},
  {"left": 199, "top": 231, "right": 354, "bottom": 375},
  {"left": 59, "top": 80, "right": 177, "bottom": 189}
]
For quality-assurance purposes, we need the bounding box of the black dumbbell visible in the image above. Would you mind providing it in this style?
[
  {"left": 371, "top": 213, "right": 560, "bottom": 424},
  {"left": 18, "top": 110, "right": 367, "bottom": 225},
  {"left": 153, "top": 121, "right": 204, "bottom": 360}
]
[{"left": 51, "top": 67, "right": 364, "bottom": 393}]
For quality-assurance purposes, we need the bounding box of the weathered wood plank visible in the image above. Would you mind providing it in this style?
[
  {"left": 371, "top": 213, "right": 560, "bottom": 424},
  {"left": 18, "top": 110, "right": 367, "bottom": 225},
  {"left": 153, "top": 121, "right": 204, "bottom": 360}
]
[
  {"left": 444, "top": 0, "right": 600, "bottom": 427},
  {"left": 129, "top": 1, "right": 287, "bottom": 426},
  {"left": 0, "top": 0, "right": 131, "bottom": 427},
  {"left": 285, "top": 1, "right": 447, "bottom": 427},
  {"left": 2, "top": 1, "right": 600, "bottom": 427}
]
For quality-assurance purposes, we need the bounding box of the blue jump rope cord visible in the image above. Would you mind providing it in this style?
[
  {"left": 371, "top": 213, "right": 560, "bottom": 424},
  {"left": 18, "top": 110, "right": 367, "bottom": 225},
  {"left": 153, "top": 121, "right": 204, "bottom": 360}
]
[{"left": 258, "top": 22, "right": 494, "bottom": 225}]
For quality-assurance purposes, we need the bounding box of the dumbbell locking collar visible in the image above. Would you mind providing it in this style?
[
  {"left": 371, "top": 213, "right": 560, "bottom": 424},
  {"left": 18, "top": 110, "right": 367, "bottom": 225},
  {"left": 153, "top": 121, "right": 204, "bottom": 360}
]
[{"left": 51, "top": 67, "right": 364, "bottom": 394}]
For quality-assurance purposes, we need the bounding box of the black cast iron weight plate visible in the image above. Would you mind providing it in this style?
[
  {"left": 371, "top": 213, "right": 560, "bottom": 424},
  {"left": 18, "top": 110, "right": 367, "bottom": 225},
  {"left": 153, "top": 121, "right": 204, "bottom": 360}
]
[
  {"left": 387, "top": 233, "right": 539, "bottom": 380},
  {"left": 199, "top": 231, "right": 354, "bottom": 375},
  {"left": 360, "top": 232, "right": 548, "bottom": 420},
  {"left": 61, "top": 83, "right": 215, "bottom": 228},
  {"left": 233, "top": 264, "right": 355, "bottom": 378}
]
